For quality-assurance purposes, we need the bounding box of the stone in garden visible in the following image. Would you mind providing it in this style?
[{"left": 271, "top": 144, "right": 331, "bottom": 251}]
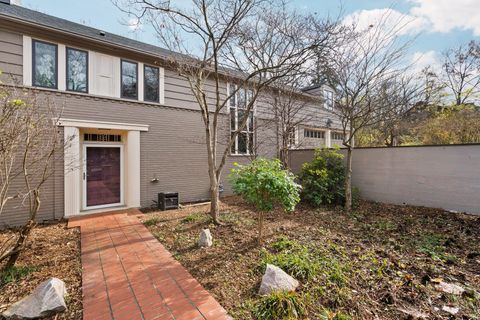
[
  {"left": 442, "top": 306, "right": 459, "bottom": 315},
  {"left": 198, "top": 228, "right": 213, "bottom": 247},
  {"left": 435, "top": 282, "right": 465, "bottom": 295},
  {"left": 2, "top": 277, "right": 67, "bottom": 319},
  {"left": 258, "top": 264, "right": 299, "bottom": 295}
]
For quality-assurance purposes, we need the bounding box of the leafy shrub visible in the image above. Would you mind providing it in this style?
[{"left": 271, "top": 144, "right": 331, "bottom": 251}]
[
  {"left": 300, "top": 148, "right": 359, "bottom": 207},
  {"left": 230, "top": 158, "right": 301, "bottom": 244},
  {"left": 253, "top": 291, "right": 307, "bottom": 320},
  {"left": 230, "top": 158, "right": 301, "bottom": 212},
  {"left": 271, "top": 236, "right": 300, "bottom": 252}
]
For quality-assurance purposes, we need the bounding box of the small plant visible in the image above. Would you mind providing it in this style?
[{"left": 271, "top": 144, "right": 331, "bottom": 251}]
[
  {"left": 271, "top": 236, "right": 300, "bottom": 252},
  {"left": 260, "top": 246, "right": 318, "bottom": 281},
  {"left": 253, "top": 291, "right": 307, "bottom": 320},
  {"left": 143, "top": 216, "right": 160, "bottom": 227},
  {"left": 230, "top": 158, "right": 301, "bottom": 245},
  {"left": 181, "top": 212, "right": 209, "bottom": 224},
  {"left": 0, "top": 265, "right": 37, "bottom": 287},
  {"left": 300, "top": 148, "right": 348, "bottom": 207},
  {"left": 319, "top": 308, "right": 352, "bottom": 320},
  {"left": 415, "top": 233, "right": 456, "bottom": 262}
]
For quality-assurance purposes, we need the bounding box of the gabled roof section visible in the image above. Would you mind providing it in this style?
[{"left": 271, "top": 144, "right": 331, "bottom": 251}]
[{"left": 0, "top": 2, "right": 178, "bottom": 60}]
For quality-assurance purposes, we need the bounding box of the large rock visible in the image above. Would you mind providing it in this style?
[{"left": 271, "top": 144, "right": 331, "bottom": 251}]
[
  {"left": 198, "top": 229, "right": 213, "bottom": 247},
  {"left": 258, "top": 264, "right": 299, "bottom": 295},
  {"left": 2, "top": 278, "right": 67, "bottom": 319}
]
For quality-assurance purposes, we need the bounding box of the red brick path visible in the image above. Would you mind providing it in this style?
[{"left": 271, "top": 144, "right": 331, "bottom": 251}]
[{"left": 69, "top": 212, "right": 230, "bottom": 320}]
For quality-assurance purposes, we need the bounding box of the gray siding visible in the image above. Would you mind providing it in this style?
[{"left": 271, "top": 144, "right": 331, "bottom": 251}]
[
  {"left": 0, "top": 29, "right": 22, "bottom": 84},
  {"left": 288, "top": 146, "right": 480, "bottom": 215}
]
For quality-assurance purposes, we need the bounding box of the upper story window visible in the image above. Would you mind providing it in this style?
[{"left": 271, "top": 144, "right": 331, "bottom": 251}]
[
  {"left": 229, "top": 83, "right": 254, "bottom": 155},
  {"left": 32, "top": 40, "right": 57, "bottom": 89},
  {"left": 66, "top": 47, "right": 88, "bottom": 93},
  {"left": 332, "top": 131, "right": 345, "bottom": 140},
  {"left": 144, "top": 65, "right": 159, "bottom": 102},
  {"left": 304, "top": 129, "right": 325, "bottom": 139},
  {"left": 121, "top": 60, "right": 138, "bottom": 99},
  {"left": 324, "top": 89, "right": 334, "bottom": 111}
]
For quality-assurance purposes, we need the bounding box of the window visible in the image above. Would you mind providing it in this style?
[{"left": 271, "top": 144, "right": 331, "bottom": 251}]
[
  {"left": 32, "top": 40, "right": 57, "bottom": 89},
  {"left": 332, "top": 132, "right": 345, "bottom": 140},
  {"left": 229, "top": 84, "right": 254, "bottom": 155},
  {"left": 144, "top": 65, "right": 159, "bottom": 102},
  {"left": 121, "top": 60, "right": 138, "bottom": 99},
  {"left": 287, "top": 128, "right": 297, "bottom": 146},
  {"left": 66, "top": 47, "right": 88, "bottom": 93},
  {"left": 304, "top": 129, "right": 325, "bottom": 139},
  {"left": 84, "top": 134, "right": 122, "bottom": 142},
  {"left": 324, "top": 89, "right": 334, "bottom": 111}
]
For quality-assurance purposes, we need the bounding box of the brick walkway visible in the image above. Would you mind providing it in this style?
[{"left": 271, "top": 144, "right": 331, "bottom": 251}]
[{"left": 69, "top": 211, "right": 229, "bottom": 320}]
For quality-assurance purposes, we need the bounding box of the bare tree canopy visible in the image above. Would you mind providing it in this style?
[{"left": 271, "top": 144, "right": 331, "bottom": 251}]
[
  {"left": 112, "top": 0, "right": 339, "bottom": 222},
  {"left": 316, "top": 9, "right": 414, "bottom": 210},
  {"left": 442, "top": 40, "right": 480, "bottom": 105}
]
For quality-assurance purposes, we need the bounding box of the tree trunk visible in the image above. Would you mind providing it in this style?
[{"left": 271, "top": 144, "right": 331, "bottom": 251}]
[
  {"left": 258, "top": 211, "right": 265, "bottom": 246},
  {"left": 3, "top": 219, "right": 35, "bottom": 270},
  {"left": 210, "top": 181, "right": 221, "bottom": 225},
  {"left": 344, "top": 146, "right": 353, "bottom": 212}
]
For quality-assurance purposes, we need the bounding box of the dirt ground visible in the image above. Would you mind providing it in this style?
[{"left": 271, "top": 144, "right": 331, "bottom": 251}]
[
  {"left": 0, "top": 223, "right": 82, "bottom": 319},
  {"left": 142, "top": 197, "right": 480, "bottom": 320}
]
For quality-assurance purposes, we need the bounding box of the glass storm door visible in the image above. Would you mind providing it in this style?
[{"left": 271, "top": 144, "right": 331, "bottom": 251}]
[{"left": 85, "top": 146, "right": 122, "bottom": 208}]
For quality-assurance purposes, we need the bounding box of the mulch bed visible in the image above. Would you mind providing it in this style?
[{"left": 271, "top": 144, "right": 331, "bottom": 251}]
[
  {"left": 0, "top": 223, "right": 82, "bottom": 319},
  {"left": 142, "top": 197, "right": 480, "bottom": 319}
]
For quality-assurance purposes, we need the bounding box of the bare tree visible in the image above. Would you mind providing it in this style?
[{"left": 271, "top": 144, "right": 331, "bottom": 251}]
[
  {"left": 318, "top": 11, "right": 412, "bottom": 211},
  {"left": 113, "top": 0, "right": 336, "bottom": 223},
  {"left": 442, "top": 40, "right": 480, "bottom": 105},
  {"left": 0, "top": 84, "right": 65, "bottom": 270}
]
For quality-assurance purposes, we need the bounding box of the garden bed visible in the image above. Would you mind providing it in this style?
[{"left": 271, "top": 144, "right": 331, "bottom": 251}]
[
  {"left": 142, "top": 197, "right": 480, "bottom": 319},
  {"left": 0, "top": 223, "right": 82, "bottom": 319}
]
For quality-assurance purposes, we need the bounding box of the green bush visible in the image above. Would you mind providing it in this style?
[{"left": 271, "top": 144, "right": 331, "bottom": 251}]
[
  {"left": 300, "top": 148, "right": 359, "bottom": 207},
  {"left": 253, "top": 291, "right": 307, "bottom": 320},
  {"left": 0, "top": 266, "right": 37, "bottom": 287},
  {"left": 230, "top": 158, "right": 301, "bottom": 244},
  {"left": 230, "top": 158, "right": 301, "bottom": 212}
]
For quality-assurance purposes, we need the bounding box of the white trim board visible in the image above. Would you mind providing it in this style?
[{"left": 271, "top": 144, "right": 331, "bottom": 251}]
[{"left": 58, "top": 118, "right": 149, "bottom": 131}]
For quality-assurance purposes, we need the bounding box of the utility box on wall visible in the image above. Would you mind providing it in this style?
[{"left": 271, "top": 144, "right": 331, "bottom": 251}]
[{"left": 158, "top": 192, "right": 179, "bottom": 211}]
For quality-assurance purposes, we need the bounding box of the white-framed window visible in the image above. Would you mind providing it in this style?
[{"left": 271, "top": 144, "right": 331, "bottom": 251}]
[
  {"left": 324, "top": 89, "right": 334, "bottom": 111},
  {"left": 228, "top": 83, "right": 254, "bottom": 155},
  {"left": 331, "top": 131, "right": 345, "bottom": 140},
  {"left": 287, "top": 127, "right": 297, "bottom": 147},
  {"left": 304, "top": 128, "right": 325, "bottom": 139}
]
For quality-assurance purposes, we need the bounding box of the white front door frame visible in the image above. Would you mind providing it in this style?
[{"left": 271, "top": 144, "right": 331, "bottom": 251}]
[
  {"left": 82, "top": 143, "right": 125, "bottom": 211},
  {"left": 61, "top": 118, "right": 148, "bottom": 217}
]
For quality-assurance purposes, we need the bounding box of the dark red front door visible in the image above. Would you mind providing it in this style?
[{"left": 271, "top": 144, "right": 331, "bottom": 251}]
[{"left": 86, "top": 147, "right": 121, "bottom": 207}]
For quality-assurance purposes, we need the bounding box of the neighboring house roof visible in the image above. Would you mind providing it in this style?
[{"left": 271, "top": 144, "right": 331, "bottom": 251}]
[{"left": 0, "top": 2, "right": 179, "bottom": 60}]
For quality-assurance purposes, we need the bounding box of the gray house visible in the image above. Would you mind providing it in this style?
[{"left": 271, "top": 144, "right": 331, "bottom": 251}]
[{"left": 0, "top": 0, "right": 344, "bottom": 226}]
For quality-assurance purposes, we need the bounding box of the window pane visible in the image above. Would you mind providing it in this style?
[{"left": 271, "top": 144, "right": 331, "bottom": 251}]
[
  {"left": 144, "top": 65, "right": 159, "bottom": 102},
  {"left": 66, "top": 48, "right": 87, "bottom": 92},
  {"left": 231, "top": 132, "right": 236, "bottom": 154},
  {"left": 33, "top": 41, "right": 57, "bottom": 88},
  {"left": 237, "top": 109, "right": 246, "bottom": 131},
  {"left": 248, "top": 111, "right": 254, "bottom": 132},
  {"left": 248, "top": 133, "right": 254, "bottom": 154},
  {"left": 229, "top": 83, "right": 236, "bottom": 107},
  {"left": 121, "top": 60, "right": 138, "bottom": 99},
  {"left": 238, "top": 132, "right": 247, "bottom": 154},
  {"left": 230, "top": 108, "right": 236, "bottom": 130},
  {"left": 238, "top": 89, "right": 246, "bottom": 109}
]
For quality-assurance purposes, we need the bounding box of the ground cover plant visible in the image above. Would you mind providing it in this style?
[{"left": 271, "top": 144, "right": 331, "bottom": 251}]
[
  {"left": 142, "top": 197, "right": 480, "bottom": 319},
  {"left": 0, "top": 224, "right": 82, "bottom": 319}
]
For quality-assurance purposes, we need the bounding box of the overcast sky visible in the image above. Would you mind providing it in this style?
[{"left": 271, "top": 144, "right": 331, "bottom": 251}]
[{"left": 21, "top": 0, "right": 480, "bottom": 73}]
